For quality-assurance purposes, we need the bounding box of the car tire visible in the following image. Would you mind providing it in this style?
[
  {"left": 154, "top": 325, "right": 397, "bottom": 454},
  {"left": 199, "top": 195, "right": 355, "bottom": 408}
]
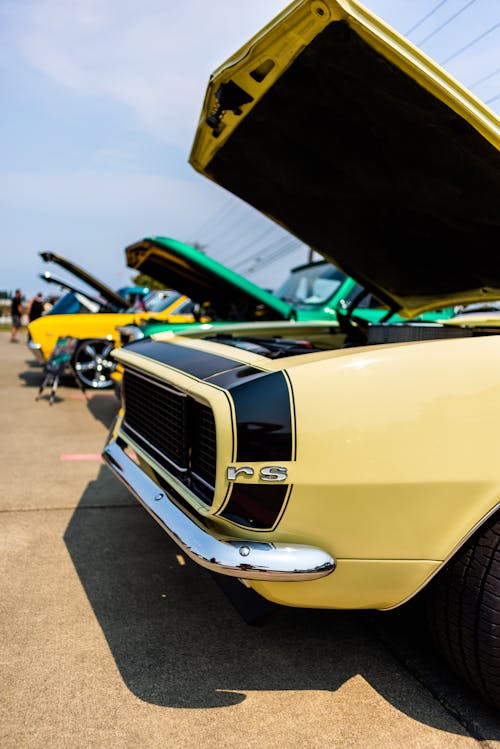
[
  {"left": 72, "top": 339, "right": 115, "bottom": 389},
  {"left": 426, "top": 512, "right": 500, "bottom": 709}
]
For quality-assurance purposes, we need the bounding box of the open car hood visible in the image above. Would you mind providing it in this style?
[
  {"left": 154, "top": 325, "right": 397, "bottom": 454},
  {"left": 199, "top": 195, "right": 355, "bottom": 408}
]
[
  {"left": 125, "top": 237, "right": 292, "bottom": 321},
  {"left": 190, "top": 0, "right": 500, "bottom": 318},
  {"left": 40, "top": 251, "right": 128, "bottom": 310},
  {"left": 39, "top": 271, "right": 112, "bottom": 309}
]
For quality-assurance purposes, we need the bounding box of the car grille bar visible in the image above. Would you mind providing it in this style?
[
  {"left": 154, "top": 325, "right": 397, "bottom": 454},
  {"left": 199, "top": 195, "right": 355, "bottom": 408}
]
[
  {"left": 191, "top": 400, "right": 217, "bottom": 490},
  {"left": 122, "top": 368, "right": 216, "bottom": 503}
]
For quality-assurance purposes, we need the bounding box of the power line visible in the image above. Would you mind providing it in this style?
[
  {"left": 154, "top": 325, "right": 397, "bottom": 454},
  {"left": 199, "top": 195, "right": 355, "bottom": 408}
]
[
  {"left": 405, "top": 0, "right": 450, "bottom": 37},
  {"left": 243, "top": 240, "right": 306, "bottom": 277},
  {"left": 417, "top": 0, "right": 476, "bottom": 46},
  {"left": 441, "top": 20, "right": 500, "bottom": 65},
  {"left": 201, "top": 205, "right": 250, "bottom": 244},
  {"left": 203, "top": 205, "right": 267, "bottom": 246},
  {"left": 244, "top": 248, "right": 299, "bottom": 277},
  {"left": 231, "top": 233, "right": 302, "bottom": 270},
  {"left": 217, "top": 224, "right": 280, "bottom": 265},
  {"left": 188, "top": 198, "right": 236, "bottom": 242},
  {"left": 486, "top": 92, "right": 500, "bottom": 105},
  {"left": 469, "top": 66, "right": 500, "bottom": 90},
  {"left": 233, "top": 236, "right": 303, "bottom": 274}
]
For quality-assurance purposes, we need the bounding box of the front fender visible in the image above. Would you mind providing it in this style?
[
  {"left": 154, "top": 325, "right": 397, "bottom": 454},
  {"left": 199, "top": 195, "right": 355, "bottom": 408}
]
[{"left": 282, "top": 335, "right": 500, "bottom": 562}]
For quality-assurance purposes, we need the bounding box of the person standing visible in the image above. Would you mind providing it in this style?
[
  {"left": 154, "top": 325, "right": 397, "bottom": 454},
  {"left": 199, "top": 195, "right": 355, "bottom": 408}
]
[
  {"left": 28, "top": 292, "right": 44, "bottom": 322},
  {"left": 10, "top": 289, "right": 23, "bottom": 342}
]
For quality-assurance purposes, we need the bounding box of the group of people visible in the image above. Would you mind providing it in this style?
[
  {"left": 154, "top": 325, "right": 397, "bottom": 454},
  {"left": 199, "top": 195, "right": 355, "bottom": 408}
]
[{"left": 10, "top": 290, "right": 44, "bottom": 343}]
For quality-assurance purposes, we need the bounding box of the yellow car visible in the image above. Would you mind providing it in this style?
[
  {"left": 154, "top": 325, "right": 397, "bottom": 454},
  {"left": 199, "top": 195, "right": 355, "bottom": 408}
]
[
  {"left": 103, "top": 0, "right": 500, "bottom": 707},
  {"left": 28, "top": 247, "right": 193, "bottom": 388}
]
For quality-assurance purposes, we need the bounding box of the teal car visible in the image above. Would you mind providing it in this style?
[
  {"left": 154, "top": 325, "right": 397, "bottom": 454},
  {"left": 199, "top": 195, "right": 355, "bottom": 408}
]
[{"left": 118, "top": 241, "right": 452, "bottom": 345}]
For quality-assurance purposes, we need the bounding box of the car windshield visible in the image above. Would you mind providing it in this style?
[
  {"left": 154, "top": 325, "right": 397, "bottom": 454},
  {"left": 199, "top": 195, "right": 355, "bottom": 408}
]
[
  {"left": 128, "top": 289, "right": 181, "bottom": 313},
  {"left": 276, "top": 263, "right": 346, "bottom": 307},
  {"left": 47, "top": 291, "right": 101, "bottom": 315}
]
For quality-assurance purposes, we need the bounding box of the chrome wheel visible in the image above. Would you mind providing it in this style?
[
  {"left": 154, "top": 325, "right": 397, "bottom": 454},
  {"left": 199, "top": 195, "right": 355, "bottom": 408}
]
[{"left": 73, "top": 339, "right": 115, "bottom": 389}]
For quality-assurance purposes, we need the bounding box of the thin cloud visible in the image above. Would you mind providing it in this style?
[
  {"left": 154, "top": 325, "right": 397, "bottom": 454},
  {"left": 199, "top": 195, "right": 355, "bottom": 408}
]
[
  {"left": 3, "top": 0, "right": 287, "bottom": 147},
  {"left": 0, "top": 168, "right": 219, "bottom": 223},
  {"left": 0, "top": 166, "right": 228, "bottom": 289}
]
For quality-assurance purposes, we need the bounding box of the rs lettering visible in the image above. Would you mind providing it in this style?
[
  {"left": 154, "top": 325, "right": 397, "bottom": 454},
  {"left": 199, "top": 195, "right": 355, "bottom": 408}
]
[
  {"left": 227, "top": 466, "right": 254, "bottom": 481},
  {"left": 260, "top": 466, "right": 288, "bottom": 482}
]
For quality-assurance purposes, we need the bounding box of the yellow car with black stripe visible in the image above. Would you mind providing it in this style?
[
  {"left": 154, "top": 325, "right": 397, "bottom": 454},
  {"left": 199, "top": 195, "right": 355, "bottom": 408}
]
[{"left": 103, "top": 0, "right": 500, "bottom": 707}]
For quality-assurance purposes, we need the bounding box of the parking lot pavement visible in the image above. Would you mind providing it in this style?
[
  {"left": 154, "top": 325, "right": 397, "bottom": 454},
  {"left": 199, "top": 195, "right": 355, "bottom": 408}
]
[{"left": 1, "top": 332, "right": 499, "bottom": 748}]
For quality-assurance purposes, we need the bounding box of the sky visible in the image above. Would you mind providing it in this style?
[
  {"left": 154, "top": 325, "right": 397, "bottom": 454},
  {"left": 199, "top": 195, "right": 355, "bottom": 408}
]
[{"left": 1, "top": 0, "right": 499, "bottom": 299}]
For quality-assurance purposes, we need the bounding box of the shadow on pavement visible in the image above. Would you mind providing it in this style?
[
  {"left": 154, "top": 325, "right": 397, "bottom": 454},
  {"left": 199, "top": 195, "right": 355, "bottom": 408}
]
[
  {"left": 19, "top": 363, "right": 120, "bottom": 426},
  {"left": 86, "top": 393, "right": 119, "bottom": 430},
  {"left": 63, "top": 466, "right": 500, "bottom": 738},
  {"left": 19, "top": 365, "right": 47, "bottom": 389},
  {"left": 18, "top": 362, "right": 75, "bottom": 392},
  {"left": 24, "top": 357, "right": 43, "bottom": 368}
]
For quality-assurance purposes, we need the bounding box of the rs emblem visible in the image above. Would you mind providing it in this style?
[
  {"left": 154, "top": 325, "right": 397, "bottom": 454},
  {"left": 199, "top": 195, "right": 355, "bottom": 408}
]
[{"left": 227, "top": 466, "right": 288, "bottom": 482}]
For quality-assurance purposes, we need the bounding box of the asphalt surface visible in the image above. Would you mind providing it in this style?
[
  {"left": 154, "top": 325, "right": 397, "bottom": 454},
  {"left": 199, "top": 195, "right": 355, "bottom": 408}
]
[{"left": 1, "top": 331, "right": 499, "bottom": 748}]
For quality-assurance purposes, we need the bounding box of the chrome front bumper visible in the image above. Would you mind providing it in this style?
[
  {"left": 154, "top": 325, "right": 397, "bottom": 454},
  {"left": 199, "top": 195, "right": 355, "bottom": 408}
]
[
  {"left": 27, "top": 339, "right": 45, "bottom": 364},
  {"left": 103, "top": 438, "right": 335, "bottom": 582}
]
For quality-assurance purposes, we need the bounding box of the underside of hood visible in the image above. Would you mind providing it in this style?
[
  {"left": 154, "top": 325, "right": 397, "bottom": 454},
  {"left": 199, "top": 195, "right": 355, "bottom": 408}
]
[
  {"left": 40, "top": 271, "right": 112, "bottom": 309},
  {"left": 190, "top": 0, "right": 500, "bottom": 317},
  {"left": 125, "top": 237, "right": 292, "bottom": 321},
  {"left": 40, "top": 251, "right": 128, "bottom": 310}
]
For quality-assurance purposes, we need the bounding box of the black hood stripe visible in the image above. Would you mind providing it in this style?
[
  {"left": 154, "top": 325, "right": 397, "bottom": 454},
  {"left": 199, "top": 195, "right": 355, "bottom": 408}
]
[
  {"left": 230, "top": 371, "right": 293, "bottom": 462},
  {"left": 125, "top": 339, "right": 257, "bottom": 380},
  {"left": 124, "top": 339, "right": 294, "bottom": 462}
]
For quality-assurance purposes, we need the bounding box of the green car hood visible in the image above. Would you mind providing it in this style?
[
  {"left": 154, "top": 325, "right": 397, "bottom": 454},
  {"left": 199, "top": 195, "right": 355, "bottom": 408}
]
[
  {"left": 40, "top": 251, "right": 128, "bottom": 310},
  {"left": 125, "top": 237, "right": 292, "bottom": 321},
  {"left": 190, "top": 0, "right": 500, "bottom": 318}
]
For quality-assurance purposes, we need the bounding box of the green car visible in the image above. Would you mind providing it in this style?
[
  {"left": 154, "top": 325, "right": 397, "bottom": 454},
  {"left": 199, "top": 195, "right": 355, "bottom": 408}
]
[{"left": 119, "top": 239, "right": 452, "bottom": 345}]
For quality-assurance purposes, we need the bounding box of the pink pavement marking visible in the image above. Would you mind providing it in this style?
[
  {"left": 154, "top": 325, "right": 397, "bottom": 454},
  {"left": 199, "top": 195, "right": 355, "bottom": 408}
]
[{"left": 60, "top": 453, "right": 102, "bottom": 461}]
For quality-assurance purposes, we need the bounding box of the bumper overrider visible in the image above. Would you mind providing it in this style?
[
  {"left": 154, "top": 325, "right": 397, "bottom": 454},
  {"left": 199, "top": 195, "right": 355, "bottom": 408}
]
[
  {"left": 102, "top": 338, "right": 335, "bottom": 582},
  {"left": 27, "top": 337, "right": 45, "bottom": 364}
]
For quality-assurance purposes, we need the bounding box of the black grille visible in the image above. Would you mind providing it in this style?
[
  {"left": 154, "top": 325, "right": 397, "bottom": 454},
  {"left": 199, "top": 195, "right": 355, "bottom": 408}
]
[
  {"left": 122, "top": 369, "right": 217, "bottom": 503},
  {"left": 191, "top": 401, "right": 217, "bottom": 492}
]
